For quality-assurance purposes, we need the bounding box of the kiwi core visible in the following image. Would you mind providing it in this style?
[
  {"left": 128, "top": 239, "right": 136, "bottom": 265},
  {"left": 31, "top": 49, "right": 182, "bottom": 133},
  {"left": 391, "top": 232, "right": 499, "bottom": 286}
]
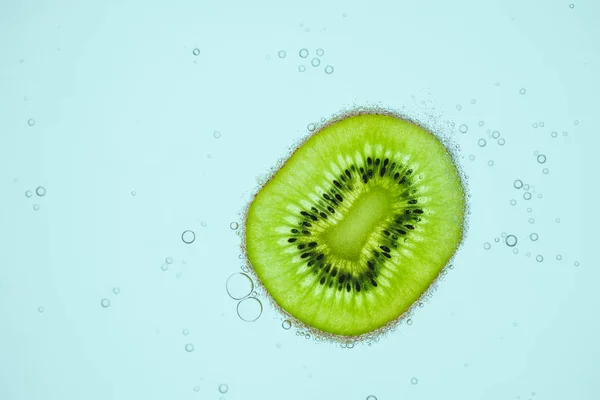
[{"left": 323, "top": 187, "right": 391, "bottom": 261}]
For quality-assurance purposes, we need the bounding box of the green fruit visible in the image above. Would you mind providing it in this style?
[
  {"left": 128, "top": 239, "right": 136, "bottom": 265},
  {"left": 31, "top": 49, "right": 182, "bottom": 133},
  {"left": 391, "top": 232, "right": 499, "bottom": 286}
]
[{"left": 244, "top": 112, "right": 466, "bottom": 337}]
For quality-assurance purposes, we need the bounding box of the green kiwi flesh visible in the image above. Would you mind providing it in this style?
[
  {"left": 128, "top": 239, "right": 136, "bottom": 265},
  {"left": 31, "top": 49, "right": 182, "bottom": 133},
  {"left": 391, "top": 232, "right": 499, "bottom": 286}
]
[{"left": 245, "top": 113, "right": 465, "bottom": 337}]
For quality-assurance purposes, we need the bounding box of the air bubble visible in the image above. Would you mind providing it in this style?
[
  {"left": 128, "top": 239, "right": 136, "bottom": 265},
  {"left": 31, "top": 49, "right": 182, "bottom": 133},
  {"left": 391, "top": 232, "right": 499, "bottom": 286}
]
[
  {"left": 519, "top": 88, "right": 526, "bottom": 94},
  {"left": 226, "top": 273, "right": 254, "bottom": 300},
  {"left": 498, "top": 138, "right": 506, "bottom": 146},
  {"left": 100, "top": 298, "right": 110, "bottom": 308},
  {"left": 528, "top": 218, "right": 535, "bottom": 224},
  {"left": 316, "top": 48, "right": 324, "bottom": 56},
  {"left": 278, "top": 50, "right": 286, "bottom": 58},
  {"left": 478, "top": 120, "right": 484, "bottom": 126},
  {"left": 218, "top": 384, "right": 229, "bottom": 394},
  {"left": 524, "top": 184, "right": 530, "bottom": 190},
  {"left": 182, "top": 328, "right": 189, "bottom": 335},
  {"left": 25, "top": 190, "right": 33, "bottom": 198},
  {"left": 298, "top": 65, "right": 306, "bottom": 72},
  {"left": 185, "top": 343, "right": 194, "bottom": 352},
  {"left": 505, "top": 235, "right": 518, "bottom": 247},
  {"left": 113, "top": 287, "right": 120, "bottom": 295},
  {"left": 492, "top": 131, "right": 500, "bottom": 139},
  {"left": 555, "top": 218, "right": 561, "bottom": 223},
  {"left": 193, "top": 386, "right": 200, "bottom": 392},
  {"left": 282, "top": 320, "right": 292, "bottom": 330},
  {"left": 181, "top": 230, "right": 196, "bottom": 244},
  {"left": 201, "top": 221, "right": 207, "bottom": 227},
  {"left": 230, "top": 222, "right": 239, "bottom": 230},
  {"left": 488, "top": 160, "right": 494, "bottom": 166},
  {"left": 569, "top": 3, "right": 574, "bottom": 8},
  {"left": 455, "top": 104, "right": 462, "bottom": 111},
  {"left": 530, "top": 233, "right": 539, "bottom": 241},
  {"left": 537, "top": 154, "right": 546, "bottom": 164},
  {"left": 536, "top": 255, "right": 544, "bottom": 262},
  {"left": 366, "top": 396, "right": 377, "bottom": 400},
  {"left": 551, "top": 131, "right": 558, "bottom": 138},
  {"left": 478, "top": 138, "right": 486, "bottom": 147},
  {"left": 563, "top": 131, "right": 568, "bottom": 136},
  {"left": 213, "top": 131, "right": 221, "bottom": 139},
  {"left": 542, "top": 168, "right": 549, "bottom": 174},
  {"left": 305, "top": 333, "right": 310, "bottom": 339},
  {"left": 513, "top": 248, "right": 519, "bottom": 254},
  {"left": 33, "top": 204, "right": 40, "bottom": 210},
  {"left": 469, "top": 155, "right": 475, "bottom": 161},
  {"left": 299, "top": 48, "right": 309, "bottom": 58},
  {"left": 27, "top": 118, "right": 35, "bottom": 126},
  {"left": 470, "top": 99, "right": 476, "bottom": 104},
  {"left": 131, "top": 191, "right": 136, "bottom": 196},
  {"left": 192, "top": 48, "right": 200, "bottom": 56},
  {"left": 311, "top": 58, "right": 320, "bottom": 67},
  {"left": 556, "top": 254, "right": 562, "bottom": 260},
  {"left": 324, "top": 65, "right": 334, "bottom": 74},
  {"left": 166, "top": 257, "right": 173, "bottom": 264},
  {"left": 532, "top": 122, "right": 538, "bottom": 128},
  {"left": 510, "top": 199, "right": 517, "bottom": 206},
  {"left": 38, "top": 306, "right": 44, "bottom": 313},
  {"left": 407, "top": 318, "right": 413, "bottom": 325},
  {"left": 573, "top": 119, "right": 579, "bottom": 125},
  {"left": 539, "top": 122, "right": 545, "bottom": 127},
  {"left": 526, "top": 252, "right": 531, "bottom": 257},
  {"left": 483, "top": 242, "right": 491, "bottom": 250},
  {"left": 36, "top": 186, "right": 46, "bottom": 196},
  {"left": 523, "top": 192, "right": 532, "bottom": 200},
  {"left": 237, "top": 297, "right": 263, "bottom": 322},
  {"left": 459, "top": 124, "right": 468, "bottom": 133},
  {"left": 574, "top": 261, "right": 580, "bottom": 266},
  {"left": 411, "top": 377, "right": 419, "bottom": 385},
  {"left": 307, "top": 123, "right": 316, "bottom": 131}
]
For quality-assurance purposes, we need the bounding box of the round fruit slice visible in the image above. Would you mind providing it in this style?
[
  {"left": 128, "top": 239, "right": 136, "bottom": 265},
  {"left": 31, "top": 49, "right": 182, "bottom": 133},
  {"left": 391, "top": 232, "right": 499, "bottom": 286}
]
[{"left": 245, "top": 112, "right": 466, "bottom": 336}]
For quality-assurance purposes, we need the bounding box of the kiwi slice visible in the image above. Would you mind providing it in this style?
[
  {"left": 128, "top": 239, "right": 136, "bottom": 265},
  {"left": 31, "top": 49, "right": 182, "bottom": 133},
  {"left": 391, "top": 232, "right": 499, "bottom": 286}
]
[{"left": 244, "top": 111, "right": 465, "bottom": 337}]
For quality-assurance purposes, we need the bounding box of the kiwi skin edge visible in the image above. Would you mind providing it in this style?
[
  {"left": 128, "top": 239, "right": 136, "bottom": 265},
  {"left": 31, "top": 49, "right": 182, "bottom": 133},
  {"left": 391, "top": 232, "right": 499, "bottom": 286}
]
[{"left": 239, "top": 104, "right": 469, "bottom": 344}]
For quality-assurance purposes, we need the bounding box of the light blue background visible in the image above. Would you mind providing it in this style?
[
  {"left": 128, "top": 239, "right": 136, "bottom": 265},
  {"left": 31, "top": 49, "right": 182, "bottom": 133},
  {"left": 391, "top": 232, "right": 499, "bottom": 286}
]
[{"left": 1, "top": 0, "right": 598, "bottom": 399}]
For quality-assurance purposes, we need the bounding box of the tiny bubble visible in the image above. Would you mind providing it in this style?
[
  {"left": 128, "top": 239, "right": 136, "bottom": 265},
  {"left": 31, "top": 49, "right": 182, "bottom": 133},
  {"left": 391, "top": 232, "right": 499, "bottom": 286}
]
[
  {"left": 505, "top": 235, "right": 518, "bottom": 247},
  {"left": 38, "top": 306, "right": 44, "bottom": 313},
  {"left": 539, "top": 121, "right": 544, "bottom": 127},
  {"left": 182, "top": 328, "right": 189, "bottom": 335},
  {"left": 182, "top": 230, "right": 196, "bottom": 244},
  {"left": 282, "top": 320, "right": 292, "bottom": 330},
  {"left": 569, "top": 3, "right": 575, "bottom": 9},
  {"left": 556, "top": 254, "right": 562, "bottom": 260},
  {"left": 366, "top": 396, "right": 378, "bottom": 400},
  {"left": 27, "top": 118, "right": 35, "bottom": 126},
  {"left": 537, "top": 154, "right": 547, "bottom": 164},
  {"left": 469, "top": 155, "right": 475, "bottom": 161},
  {"left": 213, "top": 131, "right": 221, "bottom": 139},
  {"left": 492, "top": 131, "right": 500, "bottom": 139},
  {"left": 101, "top": 298, "right": 110, "bottom": 308},
  {"left": 316, "top": 48, "right": 324, "bottom": 56},
  {"left": 25, "top": 190, "right": 33, "bottom": 198},
  {"left": 298, "top": 65, "right": 306, "bottom": 72},
  {"left": 574, "top": 261, "right": 580, "bottom": 266},
  {"left": 542, "top": 168, "right": 549, "bottom": 174},
  {"left": 342, "top": 12, "right": 347, "bottom": 17},
  {"left": 483, "top": 242, "right": 491, "bottom": 250},
  {"left": 36, "top": 186, "right": 46, "bottom": 196},
  {"left": 299, "top": 48, "right": 309, "bottom": 58},
  {"left": 311, "top": 58, "right": 320, "bottom": 67},
  {"left": 562, "top": 131, "right": 568, "bottom": 136},
  {"left": 555, "top": 218, "right": 561, "bottom": 223},
  {"left": 230, "top": 222, "right": 239, "bottom": 230},
  {"left": 513, "top": 322, "right": 518, "bottom": 327},
  {"left": 532, "top": 122, "right": 538, "bottom": 128},
  {"left": 523, "top": 192, "right": 532, "bottom": 200},
  {"left": 498, "top": 138, "right": 506, "bottom": 146},
  {"left": 510, "top": 199, "right": 517, "bottom": 206},
  {"left": 519, "top": 88, "right": 526, "bottom": 94},
  {"left": 530, "top": 233, "right": 539, "bottom": 241},
  {"left": 113, "top": 287, "right": 120, "bottom": 295},
  {"left": 193, "top": 386, "right": 200, "bottom": 392},
  {"left": 131, "top": 190, "right": 136, "bottom": 196},
  {"left": 407, "top": 318, "right": 413, "bottom": 325},
  {"left": 307, "top": 123, "right": 316, "bottom": 131},
  {"left": 573, "top": 119, "right": 579, "bottom": 125},
  {"left": 494, "top": 237, "right": 500, "bottom": 243},
  {"left": 488, "top": 160, "right": 494, "bottom": 166},
  {"left": 459, "top": 124, "right": 468, "bottom": 133},
  {"left": 470, "top": 99, "right": 476, "bottom": 104},
  {"left": 218, "top": 384, "right": 229, "bottom": 394},
  {"left": 324, "top": 65, "right": 334, "bottom": 74},
  {"left": 528, "top": 218, "right": 535, "bottom": 224},
  {"left": 161, "top": 263, "right": 168, "bottom": 271},
  {"left": 278, "top": 50, "right": 286, "bottom": 58},
  {"left": 185, "top": 343, "right": 194, "bottom": 352},
  {"left": 478, "top": 120, "right": 484, "bottom": 126},
  {"left": 33, "top": 204, "right": 40, "bottom": 211},
  {"left": 410, "top": 377, "right": 419, "bottom": 385},
  {"left": 192, "top": 48, "right": 200, "bottom": 56},
  {"left": 200, "top": 221, "right": 207, "bottom": 227},
  {"left": 478, "top": 138, "right": 486, "bottom": 147},
  {"left": 166, "top": 257, "right": 173, "bottom": 264},
  {"left": 456, "top": 104, "right": 462, "bottom": 111},
  {"left": 536, "top": 255, "right": 544, "bottom": 262},
  {"left": 551, "top": 131, "right": 558, "bottom": 138}
]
